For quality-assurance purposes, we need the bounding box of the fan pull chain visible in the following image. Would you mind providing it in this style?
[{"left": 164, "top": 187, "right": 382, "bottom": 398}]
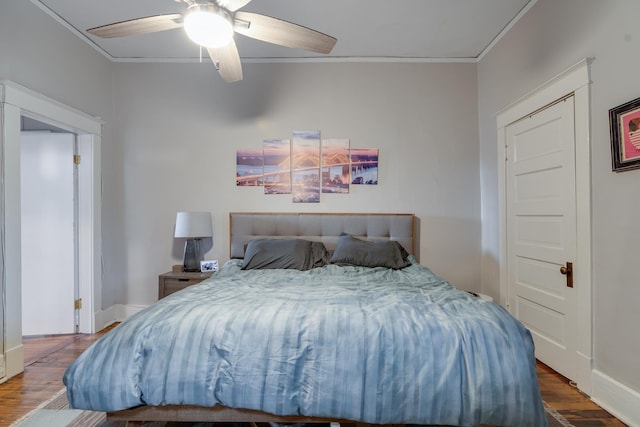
[{"left": 199, "top": 45, "right": 203, "bottom": 63}]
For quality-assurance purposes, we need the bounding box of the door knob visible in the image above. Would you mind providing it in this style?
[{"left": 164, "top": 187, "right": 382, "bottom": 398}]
[{"left": 560, "top": 262, "right": 573, "bottom": 288}]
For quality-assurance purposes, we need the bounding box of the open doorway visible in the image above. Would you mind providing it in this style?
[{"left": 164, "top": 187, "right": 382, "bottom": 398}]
[
  {"left": 21, "top": 117, "right": 78, "bottom": 336},
  {"left": 0, "top": 80, "right": 102, "bottom": 381}
]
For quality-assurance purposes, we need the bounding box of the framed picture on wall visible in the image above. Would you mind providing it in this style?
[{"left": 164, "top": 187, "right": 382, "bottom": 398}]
[{"left": 609, "top": 96, "right": 640, "bottom": 172}]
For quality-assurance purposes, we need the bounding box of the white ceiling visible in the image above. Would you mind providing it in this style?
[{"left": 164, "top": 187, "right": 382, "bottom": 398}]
[{"left": 32, "top": 0, "right": 534, "bottom": 63}]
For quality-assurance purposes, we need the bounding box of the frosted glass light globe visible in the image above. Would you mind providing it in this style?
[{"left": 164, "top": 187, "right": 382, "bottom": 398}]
[{"left": 184, "top": 5, "right": 233, "bottom": 48}]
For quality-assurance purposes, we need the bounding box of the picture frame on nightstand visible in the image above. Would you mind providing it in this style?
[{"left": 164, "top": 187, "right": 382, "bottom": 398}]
[{"left": 200, "top": 259, "right": 218, "bottom": 272}]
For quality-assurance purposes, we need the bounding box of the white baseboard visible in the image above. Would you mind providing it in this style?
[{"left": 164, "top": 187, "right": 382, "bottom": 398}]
[
  {"left": 94, "top": 304, "right": 117, "bottom": 332},
  {"left": 115, "top": 303, "right": 148, "bottom": 321},
  {"left": 591, "top": 369, "right": 640, "bottom": 427},
  {"left": 94, "top": 304, "right": 149, "bottom": 331},
  {"left": 575, "top": 350, "right": 592, "bottom": 396},
  {"left": 4, "top": 342, "right": 24, "bottom": 379}
]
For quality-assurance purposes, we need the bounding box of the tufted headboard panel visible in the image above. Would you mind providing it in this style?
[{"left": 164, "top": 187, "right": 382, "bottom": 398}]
[{"left": 229, "top": 212, "right": 416, "bottom": 259}]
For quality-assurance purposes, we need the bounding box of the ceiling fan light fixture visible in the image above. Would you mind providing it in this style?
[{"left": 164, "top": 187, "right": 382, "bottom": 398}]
[{"left": 184, "top": 4, "right": 233, "bottom": 48}]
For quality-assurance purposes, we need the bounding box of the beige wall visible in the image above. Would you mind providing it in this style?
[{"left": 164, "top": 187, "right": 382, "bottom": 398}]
[
  {"left": 478, "top": 0, "right": 640, "bottom": 417},
  {"left": 0, "top": 2, "right": 112, "bottom": 117},
  {"left": 111, "top": 61, "right": 481, "bottom": 305},
  {"left": 0, "top": 0, "right": 113, "bottom": 374}
]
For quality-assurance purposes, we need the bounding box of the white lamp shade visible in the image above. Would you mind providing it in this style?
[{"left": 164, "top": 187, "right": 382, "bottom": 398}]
[{"left": 174, "top": 212, "right": 213, "bottom": 238}]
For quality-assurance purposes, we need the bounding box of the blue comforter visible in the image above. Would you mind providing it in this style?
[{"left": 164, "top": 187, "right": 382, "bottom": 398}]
[{"left": 63, "top": 259, "right": 547, "bottom": 426}]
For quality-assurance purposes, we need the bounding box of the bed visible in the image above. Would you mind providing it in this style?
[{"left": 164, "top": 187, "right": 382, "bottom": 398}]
[{"left": 63, "top": 212, "right": 547, "bottom": 427}]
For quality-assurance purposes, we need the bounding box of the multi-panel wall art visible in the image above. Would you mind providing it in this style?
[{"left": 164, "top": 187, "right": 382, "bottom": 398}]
[
  {"left": 322, "top": 138, "right": 350, "bottom": 194},
  {"left": 236, "top": 130, "right": 378, "bottom": 203},
  {"left": 236, "top": 149, "right": 264, "bottom": 186},
  {"left": 263, "top": 139, "right": 291, "bottom": 194},
  {"left": 291, "top": 130, "right": 321, "bottom": 203},
  {"left": 350, "top": 148, "right": 379, "bottom": 185}
]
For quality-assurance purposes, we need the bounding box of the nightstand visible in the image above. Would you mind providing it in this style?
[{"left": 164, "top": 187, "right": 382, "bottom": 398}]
[{"left": 158, "top": 270, "right": 213, "bottom": 299}]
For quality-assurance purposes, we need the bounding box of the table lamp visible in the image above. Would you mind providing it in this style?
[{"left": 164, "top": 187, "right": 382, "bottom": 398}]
[{"left": 174, "top": 211, "right": 213, "bottom": 272}]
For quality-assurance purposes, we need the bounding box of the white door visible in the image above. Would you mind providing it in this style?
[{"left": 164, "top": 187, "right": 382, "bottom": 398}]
[
  {"left": 21, "top": 132, "right": 76, "bottom": 336},
  {"left": 506, "top": 96, "right": 577, "bottom": 380}
]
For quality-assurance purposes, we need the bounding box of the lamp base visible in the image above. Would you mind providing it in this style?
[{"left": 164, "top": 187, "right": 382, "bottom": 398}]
[{"left": 182, "top": 238, "right": 202, "bottom": 272}]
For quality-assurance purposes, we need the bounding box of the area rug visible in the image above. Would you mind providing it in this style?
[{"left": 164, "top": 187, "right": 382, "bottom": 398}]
[{"left": 11, "top": 389, "right": 574, "bottom": 427}]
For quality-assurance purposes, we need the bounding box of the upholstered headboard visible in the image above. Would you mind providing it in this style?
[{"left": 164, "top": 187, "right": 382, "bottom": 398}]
[{"left": 229, "top": 212, "right": 416, "bottom": 259}]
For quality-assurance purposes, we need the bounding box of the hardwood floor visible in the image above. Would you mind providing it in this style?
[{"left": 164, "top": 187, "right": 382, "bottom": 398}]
[
  {"left": 0, "top": 326, "right": 627, "bottom": 426},
  {"left": 0, "top": 326, "right": 115, "bottom": 426},
  {"left": 536, "top": 362, "right": 626, "bottom": 426}
]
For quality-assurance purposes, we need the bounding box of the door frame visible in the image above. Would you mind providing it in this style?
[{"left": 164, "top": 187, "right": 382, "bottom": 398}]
[
  {"left": 496, "top": 59, "right": 593, "bottom": 394},
  {"left": 0, "top": 80, "right": 102, "bottom": 380}
]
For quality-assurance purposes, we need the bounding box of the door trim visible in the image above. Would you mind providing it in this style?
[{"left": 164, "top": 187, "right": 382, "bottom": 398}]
[
  {"left": 0, "top": 80, "right": 102, "bottom": 380},
  {"left": 496, "top": 58, "right": 593, "bottom": 394}
]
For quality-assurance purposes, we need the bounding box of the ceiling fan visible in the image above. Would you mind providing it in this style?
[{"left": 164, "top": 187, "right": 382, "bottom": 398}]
[{"left": 87, "top": 0, "right": 337, "bottom": 82}]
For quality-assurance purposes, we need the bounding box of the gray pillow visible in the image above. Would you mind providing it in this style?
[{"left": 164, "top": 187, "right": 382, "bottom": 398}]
[
  {"left": 241, "top": 238, "right": 329, "bottom": 270},
  {"left": 330, "top": 234, "right": 411, "bottom": 269},
  {"left": 310, "top": 241, "right": 331, "bottom": 268}
]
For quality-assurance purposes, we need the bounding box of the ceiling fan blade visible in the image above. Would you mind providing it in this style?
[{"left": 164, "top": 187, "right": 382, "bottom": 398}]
[
  {"left": 217, "top": 0, "right": 253, "bottom": 12},
  {"left": 207, "top": 40, "right": 243, "bottom": 82},
  {"left": 234, "top": 12, "right": 336, "bottom": 54},
  {"left": 87, "top": 14, "right": 183, "bottom": 38}
]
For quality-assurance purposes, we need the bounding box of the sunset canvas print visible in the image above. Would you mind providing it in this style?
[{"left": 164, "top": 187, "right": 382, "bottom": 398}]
[
  {"left": 236, "top": 149, "right": 263, "bottom": 186},
  {"left": 351, "top": 148, "right": 379, "bottom": 185},
  {"left": 263, "top": 139, "right": 291, "bottom": 194},
  {"left": 321, "top": 138, "right": 350, "bottom": 193},
  {"left": 292, "top": 130, "right": 321, "bottom": 203}
]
